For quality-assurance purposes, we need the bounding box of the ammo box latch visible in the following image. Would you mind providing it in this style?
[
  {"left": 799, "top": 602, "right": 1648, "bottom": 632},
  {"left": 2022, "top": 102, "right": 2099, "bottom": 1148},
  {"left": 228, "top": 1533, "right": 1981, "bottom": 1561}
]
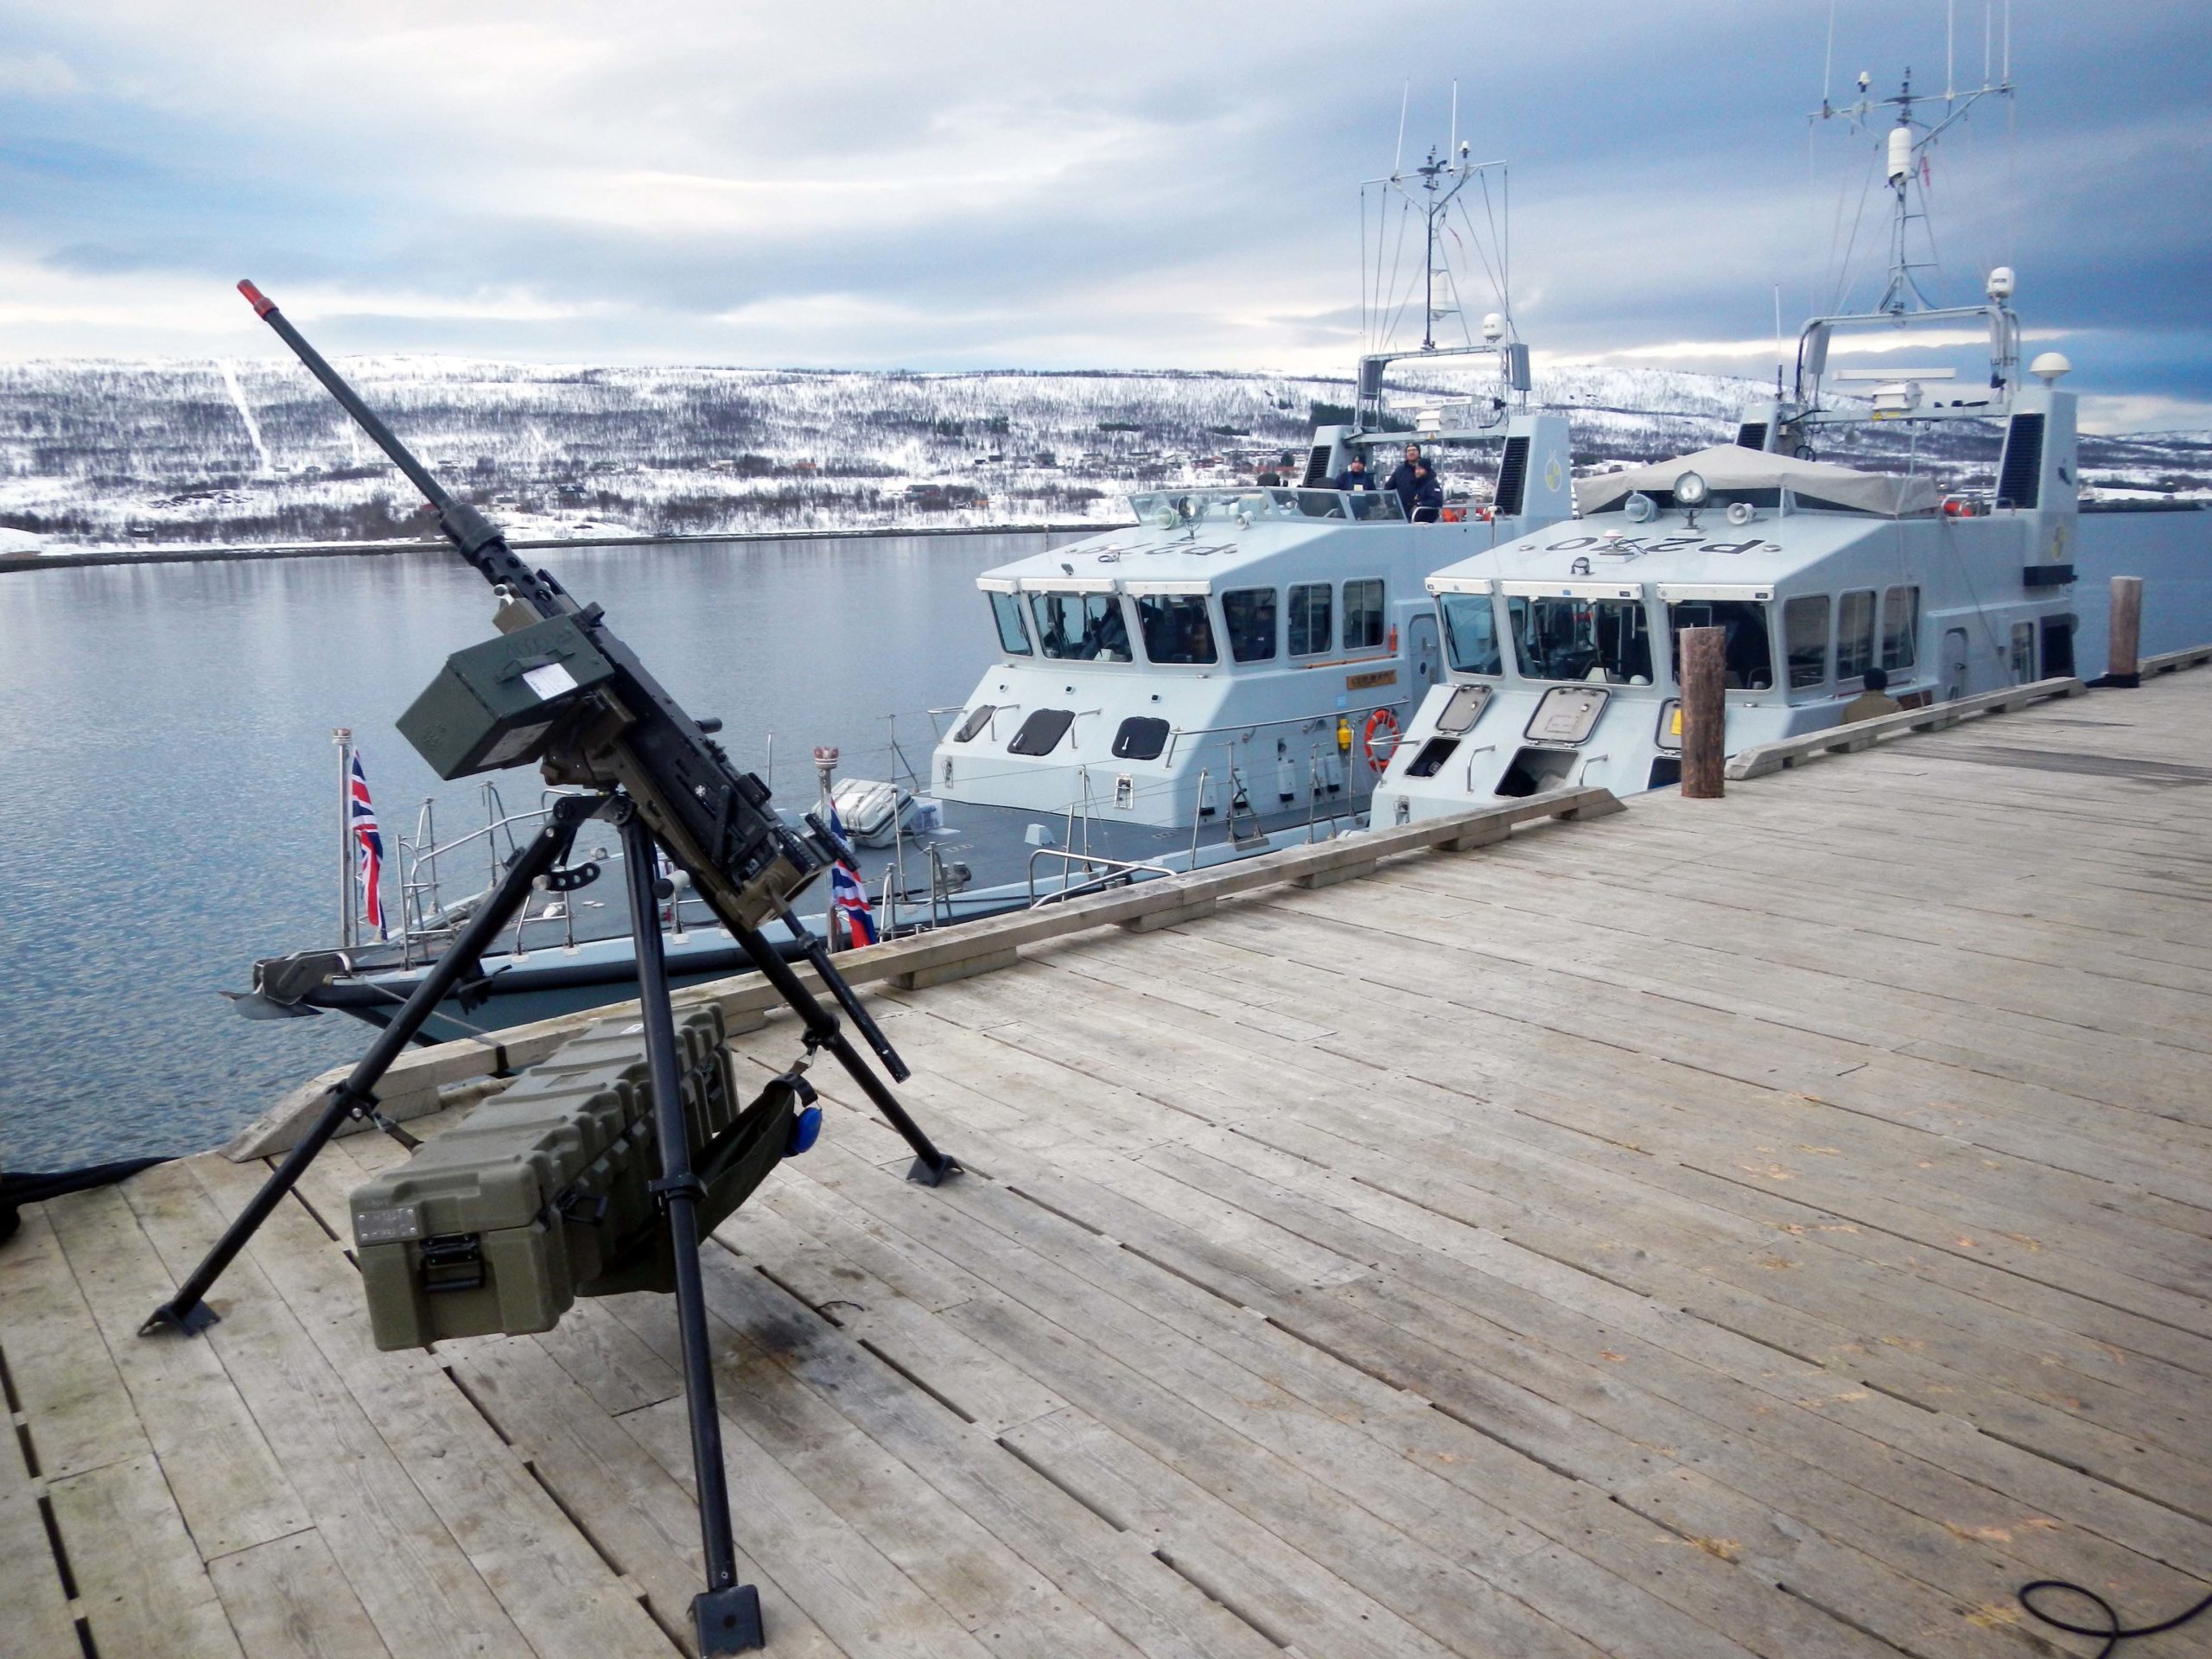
[{"left": 420, "top": 1233, "right": 486, "bottom": 1294}]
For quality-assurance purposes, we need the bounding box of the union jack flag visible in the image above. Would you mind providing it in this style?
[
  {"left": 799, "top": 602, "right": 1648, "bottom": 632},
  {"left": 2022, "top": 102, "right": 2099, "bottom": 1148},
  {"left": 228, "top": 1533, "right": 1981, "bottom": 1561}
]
[
  {"left": 349, "top": 751, "right": 386, "bottom": 938},
  {"left": 826, "top": 804, "right": 877, "bottom": 947}
]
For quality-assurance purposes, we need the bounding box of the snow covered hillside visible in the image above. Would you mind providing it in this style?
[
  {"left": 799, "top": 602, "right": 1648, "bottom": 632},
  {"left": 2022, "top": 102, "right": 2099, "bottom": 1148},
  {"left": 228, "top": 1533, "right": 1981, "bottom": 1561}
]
[{"left": 2, "top": 357, "right": 2205, "bottom": 548}]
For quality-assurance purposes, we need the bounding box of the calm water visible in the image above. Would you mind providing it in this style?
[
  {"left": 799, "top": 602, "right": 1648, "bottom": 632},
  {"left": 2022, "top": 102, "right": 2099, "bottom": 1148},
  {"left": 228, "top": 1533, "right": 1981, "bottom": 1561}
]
[{"left": 0, "top": 531, "right": 1077, "bottom": 1169}]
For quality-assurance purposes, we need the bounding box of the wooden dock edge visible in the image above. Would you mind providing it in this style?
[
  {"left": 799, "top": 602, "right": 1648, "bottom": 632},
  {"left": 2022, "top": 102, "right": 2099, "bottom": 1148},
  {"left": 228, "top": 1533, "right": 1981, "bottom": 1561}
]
[
  {"left": 2139, "top": 639, "right": 2212, "bottom": 677},
  {"left": 1725, "top": 675, "right": 2088, "bottom": 779},
  {"left": 225, "top": 784, "right": 1624, "bottom": 1160}
]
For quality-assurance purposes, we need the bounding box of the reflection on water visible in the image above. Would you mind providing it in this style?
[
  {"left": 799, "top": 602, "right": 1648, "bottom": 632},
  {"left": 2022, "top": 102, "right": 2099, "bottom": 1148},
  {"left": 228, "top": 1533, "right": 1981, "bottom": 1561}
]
[{"left": 0, "top": 531, "right": 1077, "bottom": 1167}]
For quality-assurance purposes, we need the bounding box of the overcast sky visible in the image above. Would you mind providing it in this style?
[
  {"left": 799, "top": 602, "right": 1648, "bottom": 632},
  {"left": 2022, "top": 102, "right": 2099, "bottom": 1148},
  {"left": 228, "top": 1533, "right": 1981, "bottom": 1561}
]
[{"left": 3, "top": 2, "right": 2206, "bottom": 429}]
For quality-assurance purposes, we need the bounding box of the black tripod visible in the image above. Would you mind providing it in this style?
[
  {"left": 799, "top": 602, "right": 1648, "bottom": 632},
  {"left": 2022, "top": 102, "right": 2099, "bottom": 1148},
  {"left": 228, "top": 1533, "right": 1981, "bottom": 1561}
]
[{"left": 145, "top": 791, "right": 957, "bottom": 1654}]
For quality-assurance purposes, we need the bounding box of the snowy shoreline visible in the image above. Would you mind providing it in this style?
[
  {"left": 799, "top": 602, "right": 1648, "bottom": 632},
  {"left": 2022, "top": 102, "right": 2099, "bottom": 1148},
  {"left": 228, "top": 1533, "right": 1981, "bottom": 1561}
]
[{"left": 0, "top": 518, "right": 1111, "bottom": 573}]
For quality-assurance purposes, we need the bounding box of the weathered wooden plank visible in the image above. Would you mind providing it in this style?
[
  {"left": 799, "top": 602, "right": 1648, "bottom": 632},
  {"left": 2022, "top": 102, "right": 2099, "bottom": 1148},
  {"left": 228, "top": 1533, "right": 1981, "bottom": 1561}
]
[
  {"left": 445, "top": 1337, "right": 844, "bottom": 1659},
  {"left": 618, "top": 1379, "right": 997, "bottom": 1659},
  {"left": 0, "top": 1203, "right": 150, "bottom": 1482},
  {"left": 605, "top": 1276, "right": 1142, "bottom": 1658},
  {"left": 209, "top": 1529, "right": 394, "bottom": 1659},
  {"left": 48, "top": 1451, "right": 245, "bottom": 1658},
  {"left": 149, "top": 1158, "right": 540, "bottom": 1659},
  {"left": 193, "top": 1152, "right": 677, "bottom": 1659},
  {"left": 43, "top": 1184, "right": 312, "bottom": 1560},
  {"left": 0, "top": 1391, "right": 79, "bottom": 1659},
  {"left": 1727, "top": 677, "right": 2085, "bottom": 777},
  {"left": 691, "top": 1235, "right": 1287, "bottom": 1659}
]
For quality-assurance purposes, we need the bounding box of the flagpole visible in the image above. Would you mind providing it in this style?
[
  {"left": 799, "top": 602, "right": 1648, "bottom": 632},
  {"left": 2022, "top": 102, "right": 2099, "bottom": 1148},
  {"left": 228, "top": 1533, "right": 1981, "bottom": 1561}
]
[
  {"left": 813, "top": 746, "right": 840, "bottom": 952},
  {"left": 335, "top": 728, "right": 355, "bottom": 951}
]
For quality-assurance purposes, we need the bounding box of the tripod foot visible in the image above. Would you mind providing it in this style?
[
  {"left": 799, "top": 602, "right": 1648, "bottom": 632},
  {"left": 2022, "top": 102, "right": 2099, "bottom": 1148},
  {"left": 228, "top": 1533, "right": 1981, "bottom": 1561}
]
[
  {"left": 906, "top": 1154, "right": 962, "bottom": 1188},
  {"left": 139, "top": 1299, "right": 219, "bottom": 1338},
  {"left": 692, "top": 1584, "right": 764, "bottom": 1653}
]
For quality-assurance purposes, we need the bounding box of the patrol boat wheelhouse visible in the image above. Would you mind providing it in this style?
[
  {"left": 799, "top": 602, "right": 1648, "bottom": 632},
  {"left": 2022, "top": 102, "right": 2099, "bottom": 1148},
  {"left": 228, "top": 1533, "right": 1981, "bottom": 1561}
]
[
  {"left": 933, "top": 140, "right": 1577, "bottom": 838},
  {"left": 1375, "top": 66, "right": 2206, "bottom": 822}
]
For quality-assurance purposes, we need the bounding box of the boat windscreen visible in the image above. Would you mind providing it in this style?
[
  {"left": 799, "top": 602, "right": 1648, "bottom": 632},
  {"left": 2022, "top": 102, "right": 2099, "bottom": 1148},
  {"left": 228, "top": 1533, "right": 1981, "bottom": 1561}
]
[
  {"left": 1508, "top": 595, "right": 1654, "bottom": 685},
  {"left": 1031, "top": 592, "right": 1132, "bottom": 662},
  {"left": 1666, "top": 600, "right": 1775, "bottom": 691},
  {"left": 1136, "top": 594, "right": 1217, "bottom": 664},
  {"left": 988, "top": 591, "right": 1033, "bottom": 655},
  {"left": 1439, "top": 594, "right": 1503, "bottom": 676}
]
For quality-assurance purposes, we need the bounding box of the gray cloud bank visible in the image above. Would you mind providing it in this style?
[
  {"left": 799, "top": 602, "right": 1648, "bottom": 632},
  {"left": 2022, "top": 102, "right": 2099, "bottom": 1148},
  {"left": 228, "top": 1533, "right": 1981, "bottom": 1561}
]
[{"left": 2, "top": 0, "right": 2207, "bottom": 429}]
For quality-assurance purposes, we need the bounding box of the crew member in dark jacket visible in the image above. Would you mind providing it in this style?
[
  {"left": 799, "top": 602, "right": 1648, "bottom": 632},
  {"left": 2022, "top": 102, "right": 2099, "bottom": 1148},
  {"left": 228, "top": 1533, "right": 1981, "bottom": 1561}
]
[
  {"left": 1387, "top": 442, "right": 1445, "bottom": 520},
  {"left": 1335, "top": 454, "right": 1374, "bottom": 492}
]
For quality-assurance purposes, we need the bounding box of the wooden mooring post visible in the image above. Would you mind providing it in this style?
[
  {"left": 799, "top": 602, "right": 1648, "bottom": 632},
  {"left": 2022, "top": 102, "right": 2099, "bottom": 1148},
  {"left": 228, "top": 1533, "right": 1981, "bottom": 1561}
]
[
  {"left": 1680, "top": 624, "right": 1726, "bottom": 798},
  {"left": 2107, "top": 575, "right": 2143, "bottom": 688}
]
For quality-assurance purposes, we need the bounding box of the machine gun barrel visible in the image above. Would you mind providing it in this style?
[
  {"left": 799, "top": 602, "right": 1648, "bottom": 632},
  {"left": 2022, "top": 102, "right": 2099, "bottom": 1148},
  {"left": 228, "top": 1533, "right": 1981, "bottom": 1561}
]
[{"left": 238, "top": 282, "right": 565, "bottom": 614}]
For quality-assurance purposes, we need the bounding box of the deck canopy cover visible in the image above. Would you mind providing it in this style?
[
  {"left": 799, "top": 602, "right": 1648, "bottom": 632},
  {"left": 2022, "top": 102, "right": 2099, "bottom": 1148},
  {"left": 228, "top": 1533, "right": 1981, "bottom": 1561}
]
[{"left": 1577, "top": 444, "right": 1942, "bottom": 518}]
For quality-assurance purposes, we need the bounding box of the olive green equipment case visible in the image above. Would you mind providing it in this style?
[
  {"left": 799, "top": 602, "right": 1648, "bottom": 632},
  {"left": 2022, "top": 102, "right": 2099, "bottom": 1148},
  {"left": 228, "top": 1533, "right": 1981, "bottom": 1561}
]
[{"left": 350, "top": 1005, "right": 798, "bottom": 1351}]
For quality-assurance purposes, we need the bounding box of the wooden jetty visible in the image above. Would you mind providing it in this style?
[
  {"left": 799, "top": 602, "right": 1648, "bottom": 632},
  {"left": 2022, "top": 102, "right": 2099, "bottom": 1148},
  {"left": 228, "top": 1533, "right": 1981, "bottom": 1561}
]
[{"left": 4, "top": 662, "right": 2209, "bottom": 1657}]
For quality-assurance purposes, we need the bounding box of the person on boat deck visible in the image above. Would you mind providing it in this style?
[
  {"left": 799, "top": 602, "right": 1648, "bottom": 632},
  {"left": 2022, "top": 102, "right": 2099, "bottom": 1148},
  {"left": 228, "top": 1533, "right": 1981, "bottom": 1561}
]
[
  {"left": 1335, "top": 454, "right": 1375, "bottom": 493},
  {"left": 1841, "top": 668, "right": 1902, "bottom": 722},
  {"left": 1388, "top": 443, "right": 1445, "bottom": 521},
  {"left": 1255, "top": 461, "right": 1285, "bottom": 487}
]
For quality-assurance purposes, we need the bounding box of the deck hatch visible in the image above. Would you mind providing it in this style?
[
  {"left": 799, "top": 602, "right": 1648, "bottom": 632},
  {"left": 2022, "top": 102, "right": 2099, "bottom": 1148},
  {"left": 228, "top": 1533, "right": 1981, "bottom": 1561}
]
[
  {"left": 1434, "top": 684, "right": 1492, "bottom": 734},
  {"left": 1008, "top": 709, "right": 1076, "bottom": 755},
  {"left": 1111, "top": 717, "right": 1170, "bottom": 760}
]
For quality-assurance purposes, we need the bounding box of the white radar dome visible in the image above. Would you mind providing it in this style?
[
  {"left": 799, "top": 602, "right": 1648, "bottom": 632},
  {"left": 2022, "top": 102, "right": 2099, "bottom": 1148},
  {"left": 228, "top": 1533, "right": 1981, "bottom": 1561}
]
[
  {"left": 1986, "top": 265, "right": 2016, "bottom": 302},
  {"left": 2029, "top": 353, "right": 2072, "bottom": 386},
  {"left": 1480, "top": 312, "right": 1505, "bottom": 343}
]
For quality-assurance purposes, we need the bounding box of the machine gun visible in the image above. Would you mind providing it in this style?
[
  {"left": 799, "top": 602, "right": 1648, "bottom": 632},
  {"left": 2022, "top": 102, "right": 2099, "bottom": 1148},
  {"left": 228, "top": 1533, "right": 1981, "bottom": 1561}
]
[{"left": 142, "top": 283, "right": 961, "bottom": 1655}]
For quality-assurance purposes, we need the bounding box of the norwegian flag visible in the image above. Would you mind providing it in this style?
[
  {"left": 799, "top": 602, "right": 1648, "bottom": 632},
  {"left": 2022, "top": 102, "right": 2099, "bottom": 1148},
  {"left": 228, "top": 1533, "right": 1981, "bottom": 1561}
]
[
  {"left": 826, "top": 803, "right": 878, "bottom": 947},
  {"left": 349, "top": 751, "right": 386, "bottom": 937}
]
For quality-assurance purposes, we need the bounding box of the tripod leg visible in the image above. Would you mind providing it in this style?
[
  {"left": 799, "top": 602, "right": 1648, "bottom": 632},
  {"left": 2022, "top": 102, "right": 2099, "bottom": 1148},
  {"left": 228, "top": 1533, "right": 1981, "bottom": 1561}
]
[
  {"left": 729, "top": 925, "right": 958, "bottom": 1185},
  {"left": 619, "top": 813, "right": 763, "bottom": 1655},
  {"left": 776, "top": 905, "right": 910, "bottom": 1082},
  {"left": 142, "top": 803, "right": 593, "bottom": 1337}
]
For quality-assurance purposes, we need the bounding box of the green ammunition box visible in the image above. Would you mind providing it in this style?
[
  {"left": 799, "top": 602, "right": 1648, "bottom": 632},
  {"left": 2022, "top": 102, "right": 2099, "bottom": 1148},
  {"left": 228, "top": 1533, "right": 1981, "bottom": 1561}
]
[
  {"left": 397, "top": 613, "right": 617, "bottom": 780},
  {"left": 352, "top": 1005, "right": 783, "bottom": 1350}
]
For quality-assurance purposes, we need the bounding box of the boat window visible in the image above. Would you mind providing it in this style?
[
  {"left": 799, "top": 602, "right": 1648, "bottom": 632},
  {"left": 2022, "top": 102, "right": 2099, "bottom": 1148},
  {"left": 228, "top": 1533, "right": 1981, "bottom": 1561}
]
[
  {"left": 1783, "top": 594, "right": 1830, "bottom": 690},
  {"left": 1223, "top": 588, "right": 1277, "bottom": 662},
  {"left": 1835, "top": 589, "right": 1878, "bottom": 678},
  {"left": 1111, "top": 716, "right": 1169, "bottom": 760},
  {"left": 1136, "top": 594, "right": 1217, "bottom": 665},
  {"left": 1342, "top": 580, "right": 1386, "bottom": 651},
  {"left": 1666, "top": 600, "right": 1774, "bottom": 691},
  {"left": 1007, "top": 708, "right": 1075, "bottom": 755},
  {"left": 1030, "top": 592, "right": 1132, "bottom": 662},
  {"left": 1438, "top": 594, "right": 1503, "bottom": 677},
  {"left": 1880, "top": 586, "right": 1919, "bottom": 671},
  {"left": 953, "top": 705, "right": 995, "bottom": 743},
  {"left": 1288, "top": 582, "right": 1332, "bottom": 656},
  {"left": 988, "top": 591, "right": 1033, "bottom": 656},
  {"left": 1508, "top": 596, "right": 1655, "bottom": 685},
  {"left": 2010, "top": 621, "right": 2036, "bottom": 683}
]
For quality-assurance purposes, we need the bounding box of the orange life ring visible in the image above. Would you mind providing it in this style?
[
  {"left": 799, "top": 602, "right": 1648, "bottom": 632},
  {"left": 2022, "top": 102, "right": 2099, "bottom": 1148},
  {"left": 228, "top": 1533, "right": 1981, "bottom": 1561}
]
[{"left": 1362, "top": 707, "right": 1401, "bottom": 772}]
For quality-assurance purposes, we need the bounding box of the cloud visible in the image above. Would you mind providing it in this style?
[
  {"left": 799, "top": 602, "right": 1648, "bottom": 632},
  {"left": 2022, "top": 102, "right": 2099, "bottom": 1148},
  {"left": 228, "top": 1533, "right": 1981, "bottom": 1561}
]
[
  {"left": 0, "top": 0, "right": 2203, "bottom": 419},
  {"left": 0, "top": 50, "right": 79, "bottom": 96}
]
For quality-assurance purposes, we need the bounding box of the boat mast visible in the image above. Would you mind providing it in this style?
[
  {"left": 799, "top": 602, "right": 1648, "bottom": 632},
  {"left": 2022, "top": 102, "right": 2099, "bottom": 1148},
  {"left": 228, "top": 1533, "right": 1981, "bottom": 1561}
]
[{"left": 1815, "top": 58, "right": 2013, "bottom": 320}]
